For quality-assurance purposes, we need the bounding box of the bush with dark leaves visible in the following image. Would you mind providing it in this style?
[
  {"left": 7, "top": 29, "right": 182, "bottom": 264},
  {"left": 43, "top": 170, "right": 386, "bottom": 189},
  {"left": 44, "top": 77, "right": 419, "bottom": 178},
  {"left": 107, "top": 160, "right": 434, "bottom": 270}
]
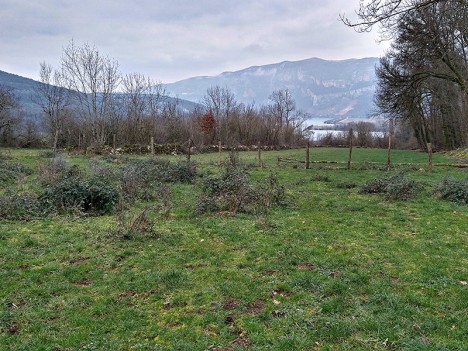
[
  {"left": 196, "top": 152, "right": 285, "bottom": 215},
  {"left": 40, "top": 176, "right": 119, "bottom": 215},
  {"left": 434, "top": 177, "right": 468, "bottom": 205},
  {"left": 121, "top": 158, "right": 196, "bottom": 200},
  {"left": 360, "top": 172, "right": 421, "bottom": 201},
  {"left": 0, "top": 192, "right": 41, "bottom": 220},
  {"left": 168, "top": 160, "right": 197, "bottom": 183},
  {"left": 0, "top": 161, "right": 33, "bottom": 185}
]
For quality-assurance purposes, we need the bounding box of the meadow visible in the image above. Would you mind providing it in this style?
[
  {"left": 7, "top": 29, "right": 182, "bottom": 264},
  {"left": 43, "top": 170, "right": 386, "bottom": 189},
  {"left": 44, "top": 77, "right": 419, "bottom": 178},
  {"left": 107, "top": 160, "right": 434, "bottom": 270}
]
[{"left": 0, "top": 147, "right": 467, "bottom": 350}]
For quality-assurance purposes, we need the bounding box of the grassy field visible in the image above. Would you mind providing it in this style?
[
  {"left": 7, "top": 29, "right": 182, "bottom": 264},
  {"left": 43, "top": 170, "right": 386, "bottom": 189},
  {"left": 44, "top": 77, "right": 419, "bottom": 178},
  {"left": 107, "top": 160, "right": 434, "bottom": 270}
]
[{"left": 0, "top": 147, "right": 467, "bottom": 350}]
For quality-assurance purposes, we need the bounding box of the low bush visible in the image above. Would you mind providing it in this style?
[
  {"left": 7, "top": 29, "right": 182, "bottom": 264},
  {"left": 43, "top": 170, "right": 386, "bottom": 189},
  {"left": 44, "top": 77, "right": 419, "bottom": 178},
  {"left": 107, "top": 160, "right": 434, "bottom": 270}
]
[
  {"left": 39, "top": 175, "right": 119, "bottom": 215},
  {"left": 121, "top": 158, "right": 196, "bottom": 200},
  {"left": 434, "top": 177, "right": 468, "bottom": 204},
  {"left": 0, "top": 191, "right": 41, "bottom": 220},
  {"left": 196, "top": 152, "right": 286, "bottom": 215},
  {"left": 360, "top": 172, "right": 421, "bottom": 201},
  {"left": 0, "top": 161, "right": 33, "bottom": 185},
  {"left": 37, "top": 155, "right": 70, "bottom": 184},
  {"left": 168, "top": 160, "right": 197, "bottom": 184},
  {"left": 89, "top": 160, "right": 120, "bottom": 182},
  {"left": 197, "top": 167, "right": 260, "bottom": 215},
  {"left": 260, "top": 172, "right": 287, "bottom": 207},
  {"left": 113, "top": 206, "right": 158, "bottom": 239}
]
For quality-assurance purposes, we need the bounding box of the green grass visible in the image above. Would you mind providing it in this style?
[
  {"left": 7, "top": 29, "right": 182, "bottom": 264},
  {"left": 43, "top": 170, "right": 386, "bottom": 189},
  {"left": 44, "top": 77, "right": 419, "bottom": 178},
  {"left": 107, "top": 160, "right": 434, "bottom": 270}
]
[{"left": 1, "top": 147, "right": 467, "bottom": 350}]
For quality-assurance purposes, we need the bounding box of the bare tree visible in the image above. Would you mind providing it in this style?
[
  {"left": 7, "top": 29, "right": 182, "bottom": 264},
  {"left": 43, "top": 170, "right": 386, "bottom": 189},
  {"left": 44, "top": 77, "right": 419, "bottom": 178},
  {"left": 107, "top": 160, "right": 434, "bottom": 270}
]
[
  {"left": 121, "top": 73, "right": 166, "bottom": 144},
  {"left": 341, "top": 0, "right": 442, "bottom": 35},
  {"left": 268, "top": 89, "right": 296, "bottom": 144},
  {"left": 0, "top": 85, "right": 18, "bottom": 132},
  {"left": 33, "top": 62, "right": 71, "bottom": 150},
  {"left": 60, "top": 40, "right": 121, "bottom": 148},
  {"left": 203, "top": 86, "right": 237, "bottom": 143}
]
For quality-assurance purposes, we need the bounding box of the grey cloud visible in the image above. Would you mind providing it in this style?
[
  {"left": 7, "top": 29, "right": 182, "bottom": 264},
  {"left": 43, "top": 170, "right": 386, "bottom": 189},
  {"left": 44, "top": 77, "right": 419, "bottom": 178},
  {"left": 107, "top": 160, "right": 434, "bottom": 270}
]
[{"left": 0, "top": 0, "right": 386, "bottom": 83}]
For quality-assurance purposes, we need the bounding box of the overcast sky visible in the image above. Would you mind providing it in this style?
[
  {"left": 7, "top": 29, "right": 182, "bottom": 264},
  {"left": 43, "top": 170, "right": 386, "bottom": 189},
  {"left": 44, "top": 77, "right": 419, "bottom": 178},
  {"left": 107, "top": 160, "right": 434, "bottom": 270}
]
[{"left": 1, "top": 0, "right": 388, "bottom": 83}]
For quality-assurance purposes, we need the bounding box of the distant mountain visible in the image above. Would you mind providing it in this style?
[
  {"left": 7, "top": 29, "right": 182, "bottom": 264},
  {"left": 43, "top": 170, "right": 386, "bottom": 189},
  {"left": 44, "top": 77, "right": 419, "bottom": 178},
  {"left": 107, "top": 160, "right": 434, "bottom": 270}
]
[
  {"left": 0, "top": 70, "right": 42, "bottom": 117},
  {"left": 0, "top": 70, "right": 200, "bottom": 118},
  {"left": 165, "top": 57, "right": 380, "bottom": 119}
]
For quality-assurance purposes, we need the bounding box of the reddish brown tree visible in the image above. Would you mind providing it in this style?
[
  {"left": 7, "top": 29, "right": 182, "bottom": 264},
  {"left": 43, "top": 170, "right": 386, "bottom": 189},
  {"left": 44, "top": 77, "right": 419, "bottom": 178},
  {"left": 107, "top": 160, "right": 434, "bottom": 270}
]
[{"left": 199, "top": 110, "right": 216, "bottom": 144}]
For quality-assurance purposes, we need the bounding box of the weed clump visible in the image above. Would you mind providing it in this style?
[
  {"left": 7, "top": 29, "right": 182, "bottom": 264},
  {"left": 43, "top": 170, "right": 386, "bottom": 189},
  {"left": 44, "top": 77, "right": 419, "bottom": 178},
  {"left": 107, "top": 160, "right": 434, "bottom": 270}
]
[
  {"left": 360, "top": 172, "right": 421, "bottom": 201},
  {"left": 0, "top": 191, "right": 41, "bottom": 220},
  {"left": 434, "top": 177, "right": 468, "bottom": 204},
  {"left": 0, "top": 160, "right": 33, "bottom": 185},
  {"left": 37, "top": 155, "right": 71, "bottom": 184},
  {"left": 112, "top": 205, "right": 159, "bottom": 239},
  {"left": 196, "top": 151, "right": 286, "bottom": 215},
  {"left": 121, "top": 158, "right": 196, "bottom": 200}
]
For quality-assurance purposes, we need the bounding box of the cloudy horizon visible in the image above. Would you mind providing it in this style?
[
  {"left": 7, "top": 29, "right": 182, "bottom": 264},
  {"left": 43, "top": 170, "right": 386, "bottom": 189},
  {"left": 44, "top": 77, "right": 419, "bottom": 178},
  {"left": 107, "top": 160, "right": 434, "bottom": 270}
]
[{"left": 1, "top": 1, "right": 388, "bottom": 83}]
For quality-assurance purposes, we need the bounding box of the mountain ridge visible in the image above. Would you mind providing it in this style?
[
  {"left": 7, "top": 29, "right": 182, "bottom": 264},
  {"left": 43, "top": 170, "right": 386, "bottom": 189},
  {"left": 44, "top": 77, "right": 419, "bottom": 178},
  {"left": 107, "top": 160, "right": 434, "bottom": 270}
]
[
  {"left": 165, "top": 57, "right": 380, "bottom": 119},
  {"left": 0, "top": 70, "right": 200, "bottom": 117}
]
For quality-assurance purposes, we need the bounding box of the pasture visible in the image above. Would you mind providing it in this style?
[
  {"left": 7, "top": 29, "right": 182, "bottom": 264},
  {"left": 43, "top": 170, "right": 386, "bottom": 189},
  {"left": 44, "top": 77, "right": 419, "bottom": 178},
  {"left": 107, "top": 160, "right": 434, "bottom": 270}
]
[{"left": 0, "top": 147, "right": 467, "bottom": 350}]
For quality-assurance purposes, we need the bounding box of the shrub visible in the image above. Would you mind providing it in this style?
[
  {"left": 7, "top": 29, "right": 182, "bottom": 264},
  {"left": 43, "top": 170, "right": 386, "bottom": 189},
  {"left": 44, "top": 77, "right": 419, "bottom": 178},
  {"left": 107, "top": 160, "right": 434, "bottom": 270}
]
[
  {"left": 259, "top": 172, "right": 287, "bottom": 208},
  {"left": 0, "top": 169, "right": 17, "bottom": 186},
  {"left": 37, "top": 155, "right": 70, "bottom": 184},
  {"left": 168, "top": 160, "right": 197, "bottom": 183},
  {"left": 196, "top": 152, "right": 285, "bottom": 215},
  {"left": 39, "top": 175, "right": 119, "bottom": 215},
  {"left": 0, "top": 192, "right": 41, "bottom": 220},
  {"left": 434, "top": 177, "right": 468, "bottom": 204},
  {"left": 121, "top": 158, "right": 196, "bottom": 199},
  {"left": 113, "top": 206, "right": 158, "bottom": 239},
  {"left": 312, "top": 174, "right": 330, "bottom": 182},
  {"left": 39, "top": 176, "right": 85, "bottom": 212},
  {"left": 89, "top": 160, "right": 120, "bottom": 182},
  {"left": 360, "top": 172, "right": 421, "bottom": 201},
  {"left": 83, "top": 177, "right": 120, "bottom": 214},
  {"left": 0, "top": 161, "right": 33, "bottom": 185}
]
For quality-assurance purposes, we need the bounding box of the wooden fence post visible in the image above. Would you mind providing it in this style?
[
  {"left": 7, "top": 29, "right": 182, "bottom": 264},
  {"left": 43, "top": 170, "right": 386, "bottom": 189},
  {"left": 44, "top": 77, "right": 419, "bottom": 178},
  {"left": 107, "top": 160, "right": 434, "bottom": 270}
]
[
  {"left": 258, "top": 142, "right": 262, "bottom": 168},
  {"left": 218, "top": 141, "right": 222, "bottom": 166},
  {"left": 347, "top": 128, "right": 354, "bottom": 170},
  {"left": 187, "top": 138, "right": 192, "bottom": 161},
  {"left": 427, "top": 142, "right": 433, "bottom": 172},
  {"left": 53, "top": 129, "right": 59, "bottom": 152},
  {"left": 387, "top": 120, "right": 393, "bottom": 170},
  {"left": 83, "top": 134, "right": 87, "bottom": 155},
  {"left": 306, "top": 141, "right": 310, "bottom": 169},
  {"left": 150, "top": 136, "right": 154, "bottom": 155}
]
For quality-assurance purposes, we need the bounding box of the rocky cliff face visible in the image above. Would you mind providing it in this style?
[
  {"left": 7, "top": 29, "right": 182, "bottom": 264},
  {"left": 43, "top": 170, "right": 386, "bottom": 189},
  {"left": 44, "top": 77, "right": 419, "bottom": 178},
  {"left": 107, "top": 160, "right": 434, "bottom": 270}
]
[{"left": 165, "top": 57, "right": 380, "bottom": 118}]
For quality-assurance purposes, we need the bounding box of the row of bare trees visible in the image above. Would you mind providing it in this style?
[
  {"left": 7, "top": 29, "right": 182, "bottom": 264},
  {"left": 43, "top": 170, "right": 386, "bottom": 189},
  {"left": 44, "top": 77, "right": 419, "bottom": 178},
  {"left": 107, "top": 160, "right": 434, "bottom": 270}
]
[
  {"left": 22, "top": 41, "right": 307, "bottom": 151},
  {"left": 344, "top": 0, "right": 468, "bottom": 150}
]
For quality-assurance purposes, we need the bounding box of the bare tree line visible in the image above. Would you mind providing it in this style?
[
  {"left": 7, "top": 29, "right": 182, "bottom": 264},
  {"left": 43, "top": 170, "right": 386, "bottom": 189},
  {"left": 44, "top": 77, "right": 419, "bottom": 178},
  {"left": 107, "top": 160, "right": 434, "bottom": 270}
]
[{"left": 1, "top": 41, "right": 308, "bottom": 150}]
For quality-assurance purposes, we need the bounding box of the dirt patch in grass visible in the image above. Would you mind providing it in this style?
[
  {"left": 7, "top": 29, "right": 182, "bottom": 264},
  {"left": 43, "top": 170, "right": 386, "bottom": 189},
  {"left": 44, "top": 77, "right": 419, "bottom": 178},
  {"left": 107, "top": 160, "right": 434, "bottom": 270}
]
[
  {"left": 72, "top": 278, "right": 92, "bottom": 286},
  {"left": 69, "top": 256, "right": 91, "bottom": 265},
  {"left": 6, "top": 324, "right": 20, "bottom": 335},
  {"left": 297, "top": 262, "right": 317, "bottom": 270},
  {"left": 231, "top": 336, "right": 250, "bottom": 348},
  {"left": 262, "top": 268, "right": 280, "bottom": 275},
  {"left": 222, "top": 299, "right": 242, "bottom": 311},
  {"left": 270, "top": 288, "right": 293, "bottom": 298},
  {"left": 246, "top": 298, "right": 266, "bottom": 314},
  {"left": 224, "top": 314, "right": 235, "bottom": 325}
]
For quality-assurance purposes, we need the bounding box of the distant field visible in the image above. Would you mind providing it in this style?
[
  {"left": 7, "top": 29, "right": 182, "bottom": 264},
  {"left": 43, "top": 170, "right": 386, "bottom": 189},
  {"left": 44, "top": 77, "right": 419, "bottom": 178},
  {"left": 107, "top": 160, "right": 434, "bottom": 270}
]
[{"left": 1, "top": 147, "right": 467, "bottom": 350}]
